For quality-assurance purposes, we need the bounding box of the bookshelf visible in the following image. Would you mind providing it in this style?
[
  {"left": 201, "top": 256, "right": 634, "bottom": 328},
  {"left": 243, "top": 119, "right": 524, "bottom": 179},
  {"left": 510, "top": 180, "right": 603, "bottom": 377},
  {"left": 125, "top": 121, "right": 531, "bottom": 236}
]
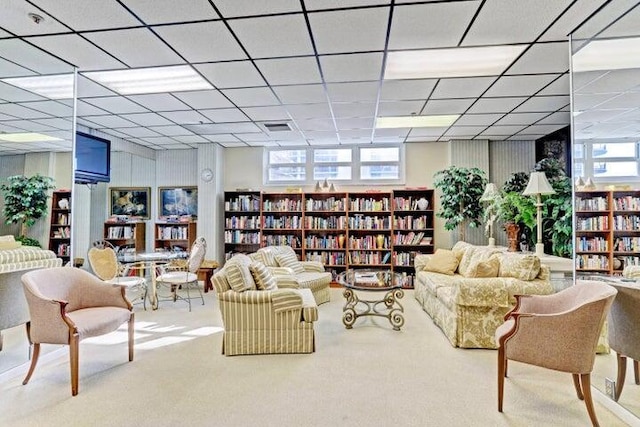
[
  {"left": 154, "top": 221, "right": 196, "bottom": 252},
  {"left": 261, "top": 192, "right": 303, "bottom": 254},
  {"left": 346, "top": 191, "right": 392, "bottom": 270},
  {"left": 612, "top": 190, "right": 640, "bottom": 273},
  {"left": 104, "top": 221, "right": 146, "bottom": 252},
  {"left": 49, "top": 190, "right": 72, "bottom": 263},
  {"left": 224, "top": 191, "right": 261, "bottom": 260}
]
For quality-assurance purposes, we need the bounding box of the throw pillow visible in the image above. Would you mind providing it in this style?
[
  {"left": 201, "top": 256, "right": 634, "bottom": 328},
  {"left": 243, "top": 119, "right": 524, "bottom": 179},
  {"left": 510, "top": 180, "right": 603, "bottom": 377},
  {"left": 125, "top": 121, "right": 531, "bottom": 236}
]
[
  {"left": 248, "top": 261, "right": 277, "bottom": 291},
  {"left": 423, "top": 249, "right": 459, "bottom": 275},
  {"left": 225, "top": 263, "right": 256, "bottom": 292},
  {"left": 464, "top": 255, "right": 500, "bottom": 278},
  {"left": 499, "top": 254, "right": 541, "bottom": 281},
  {"left": 275, "top": 250, "right": 305, "bottom": 274}
]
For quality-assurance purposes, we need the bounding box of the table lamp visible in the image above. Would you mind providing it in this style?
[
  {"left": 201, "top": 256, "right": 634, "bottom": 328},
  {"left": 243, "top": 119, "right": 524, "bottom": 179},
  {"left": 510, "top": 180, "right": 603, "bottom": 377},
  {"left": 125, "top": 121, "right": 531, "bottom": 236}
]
[
  {"left": 522, "top": 172, "right": 555, "bottom": 257},
  {"left": 480, "top": 183, "right": 499, "bottom": 247}
]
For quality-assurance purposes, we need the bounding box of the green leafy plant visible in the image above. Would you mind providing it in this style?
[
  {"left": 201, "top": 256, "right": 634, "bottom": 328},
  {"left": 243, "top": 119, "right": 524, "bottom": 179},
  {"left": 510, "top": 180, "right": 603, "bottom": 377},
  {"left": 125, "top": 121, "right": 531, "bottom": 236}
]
[
  {"left": 433, "top": 166, "right": 487, "bottom": 241},
  {"left": 535, "top": 158, "right": 572, "bottom": 257},
  {"left": 1, "top": 174, "right": 56, "bottom": 243},
  {"left": 502, "top": 172, "right": 529, "bottom": 194}
]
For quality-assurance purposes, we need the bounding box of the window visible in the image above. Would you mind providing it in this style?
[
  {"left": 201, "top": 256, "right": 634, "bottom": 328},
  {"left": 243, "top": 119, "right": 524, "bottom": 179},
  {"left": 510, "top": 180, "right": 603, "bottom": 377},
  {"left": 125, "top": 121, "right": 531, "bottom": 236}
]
[
  {"left": 576, "top": 141, "right": 639, "bottom": 181},
  {"left": 264, "top": 145, "right": 404, "bottom": 186}
]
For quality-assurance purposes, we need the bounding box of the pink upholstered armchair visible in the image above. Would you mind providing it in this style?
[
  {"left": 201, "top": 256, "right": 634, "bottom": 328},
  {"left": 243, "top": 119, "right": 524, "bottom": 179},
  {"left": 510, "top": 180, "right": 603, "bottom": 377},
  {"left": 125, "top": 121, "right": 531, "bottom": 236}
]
[
  {"left": 21, "top": 267, "right": 134, "bottom": 396},
  {"left": 495, "top": 281, "right": 617, "bottom": 427}
]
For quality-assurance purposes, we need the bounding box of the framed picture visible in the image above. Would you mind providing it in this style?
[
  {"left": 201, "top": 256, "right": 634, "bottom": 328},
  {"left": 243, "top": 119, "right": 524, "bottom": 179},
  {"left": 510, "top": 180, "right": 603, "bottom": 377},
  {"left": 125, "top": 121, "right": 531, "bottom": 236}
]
[
  {"left": 109, "top": 187, "right": 150, "bottom": 219},
  {"left": 159, "top": 187, "right": 198, "bottom": 219}
]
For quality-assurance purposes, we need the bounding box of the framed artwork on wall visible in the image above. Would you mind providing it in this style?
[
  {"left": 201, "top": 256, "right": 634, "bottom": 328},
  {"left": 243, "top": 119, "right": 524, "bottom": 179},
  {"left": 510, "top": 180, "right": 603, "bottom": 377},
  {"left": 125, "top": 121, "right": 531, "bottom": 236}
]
[
  {"left": 158, "top": 187, "right": 198, "bottom": 219},
  {"left": 109, "top": 187, "right": 151, "bottom": 219}
]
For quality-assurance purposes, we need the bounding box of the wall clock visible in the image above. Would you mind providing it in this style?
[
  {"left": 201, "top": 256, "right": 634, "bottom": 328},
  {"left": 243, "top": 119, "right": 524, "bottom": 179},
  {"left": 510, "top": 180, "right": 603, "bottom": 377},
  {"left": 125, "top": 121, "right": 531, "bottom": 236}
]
[{"left": 200, "top": 168, "right": 213, "bottom": 182}]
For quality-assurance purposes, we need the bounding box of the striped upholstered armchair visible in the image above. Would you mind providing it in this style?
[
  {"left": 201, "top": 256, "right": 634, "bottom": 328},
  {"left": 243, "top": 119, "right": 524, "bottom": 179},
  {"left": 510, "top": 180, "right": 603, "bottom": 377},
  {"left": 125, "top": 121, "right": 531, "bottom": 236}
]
[{"left": 212, "top": 254, "right": 318, "bottom": 356}]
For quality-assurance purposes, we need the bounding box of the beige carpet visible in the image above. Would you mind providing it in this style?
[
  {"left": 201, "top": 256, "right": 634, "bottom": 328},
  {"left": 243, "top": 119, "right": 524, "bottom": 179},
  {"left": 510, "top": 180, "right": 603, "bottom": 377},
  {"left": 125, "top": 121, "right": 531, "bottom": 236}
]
[{"left": 0, "top": 288, "right": 633, "bottom": 426}]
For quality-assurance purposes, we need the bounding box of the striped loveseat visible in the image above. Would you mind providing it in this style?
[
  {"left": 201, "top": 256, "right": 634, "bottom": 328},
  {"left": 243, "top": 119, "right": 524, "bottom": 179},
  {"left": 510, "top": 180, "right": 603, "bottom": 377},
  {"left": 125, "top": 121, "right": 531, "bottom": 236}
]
[{"left": 212, "top": 254, "right": 318, "bottom": 356}]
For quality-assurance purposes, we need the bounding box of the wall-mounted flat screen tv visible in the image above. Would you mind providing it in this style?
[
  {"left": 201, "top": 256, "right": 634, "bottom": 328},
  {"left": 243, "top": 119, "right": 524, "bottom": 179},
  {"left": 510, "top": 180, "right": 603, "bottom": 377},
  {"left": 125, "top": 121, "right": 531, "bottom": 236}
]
[{"left": 74, "top": 132, "right": 111, "bottom": 184}]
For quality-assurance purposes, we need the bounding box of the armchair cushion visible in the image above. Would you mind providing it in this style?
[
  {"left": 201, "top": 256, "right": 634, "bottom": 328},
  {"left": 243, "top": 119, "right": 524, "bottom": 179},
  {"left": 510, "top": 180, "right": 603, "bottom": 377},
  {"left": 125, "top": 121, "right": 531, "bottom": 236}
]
[
  {"left": 424, "top": 249, "right": 458, "bottom": 275},
  {"left": 249, "top": 261, "right": 277, "bottom": 291},
  {"left": 271, "top": 289, "right": 302, "bottom": 313},
  {"left": 465, "top": 255, "right": 500, "bottom": 278},
  {"left": 225, "top": 263, "right": 256, "bottom": 293},
  {"left": 275, "top": 251, "right": 305, "bottom": 274}
]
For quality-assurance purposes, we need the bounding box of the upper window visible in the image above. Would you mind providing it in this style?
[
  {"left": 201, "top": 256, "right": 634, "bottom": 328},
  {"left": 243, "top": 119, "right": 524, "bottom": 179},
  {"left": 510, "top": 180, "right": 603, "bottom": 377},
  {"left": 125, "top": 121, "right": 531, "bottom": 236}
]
[
  {"left": 265, "top": 145, "right": 404, "bottom": 186},
  {"left": 574, "top": 141, "right": 639, "bottom": 181}
]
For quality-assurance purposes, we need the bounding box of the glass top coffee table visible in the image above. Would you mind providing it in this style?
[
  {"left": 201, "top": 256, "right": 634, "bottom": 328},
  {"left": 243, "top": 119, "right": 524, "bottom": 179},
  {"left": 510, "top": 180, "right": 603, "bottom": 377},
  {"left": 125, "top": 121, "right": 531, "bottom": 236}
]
[{"left": 336, "top": 269, "right": 404, "bottom": 331}]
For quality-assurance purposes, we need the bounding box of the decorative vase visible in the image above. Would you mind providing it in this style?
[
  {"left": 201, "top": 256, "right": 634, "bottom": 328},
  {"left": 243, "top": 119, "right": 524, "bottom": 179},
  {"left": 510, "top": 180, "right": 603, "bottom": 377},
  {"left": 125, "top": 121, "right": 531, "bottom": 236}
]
[
  {"left": 504, "top": 222, "right": 520, "bottom": 252},
  {"left": 314, "top": 181, "right": 321, "bottom": 192},
  {"left": 58, "top": 198, "right": 69, "bottom": 209},
  {"left": 584, "top": 177, "right": 596, "bottom": 190},
  {"left": 376, "top": 234, "right": 385, "bottom": 249},
  {"left": 338, "top": 234, "right": 345, "bottom": 249},
  {"left": 416, "top": 197, "right": 429, "bottom": 210}
]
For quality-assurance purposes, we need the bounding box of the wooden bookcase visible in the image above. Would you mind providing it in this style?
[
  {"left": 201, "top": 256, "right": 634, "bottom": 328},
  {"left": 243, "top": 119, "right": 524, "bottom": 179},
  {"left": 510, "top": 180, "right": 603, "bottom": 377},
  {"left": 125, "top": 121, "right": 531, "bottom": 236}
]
[
  {"left": 104, "top": 221, "right": 146, "bottom": 252},
  {"left": 154, "top": 221, "right": 196, "bottom": 252},
  {"left": 261, "top": 192, "right": 303, "bottom": 254},
  {"left": 575, "top": 190, "right": 640, "bottom": 275},
  {"left": 49, "top": 190, "right": 72, "bottom": 264},
  {"left": 346, "top": 191, "right": 392, "bottom": 270},
  {"left": 224, "top": 191, "right": 261, "bottom": 259}
]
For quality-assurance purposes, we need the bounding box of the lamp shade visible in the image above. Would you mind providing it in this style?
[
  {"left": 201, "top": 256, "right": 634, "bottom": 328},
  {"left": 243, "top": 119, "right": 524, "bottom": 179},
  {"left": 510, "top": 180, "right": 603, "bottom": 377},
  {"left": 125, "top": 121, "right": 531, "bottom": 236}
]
[
  {"left": 522, "top": 172, "right": 555, "bottom": 196},
  {"left": 480, "top": 183, "right": 499, "bottom": 201}
]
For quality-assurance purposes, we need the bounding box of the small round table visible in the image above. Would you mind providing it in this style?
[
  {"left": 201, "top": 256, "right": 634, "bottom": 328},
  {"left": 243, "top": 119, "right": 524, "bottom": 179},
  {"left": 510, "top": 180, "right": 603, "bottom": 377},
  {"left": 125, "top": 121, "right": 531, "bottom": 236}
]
[{"left": 336, "top": 270, "right": 404, "bottom": 331}]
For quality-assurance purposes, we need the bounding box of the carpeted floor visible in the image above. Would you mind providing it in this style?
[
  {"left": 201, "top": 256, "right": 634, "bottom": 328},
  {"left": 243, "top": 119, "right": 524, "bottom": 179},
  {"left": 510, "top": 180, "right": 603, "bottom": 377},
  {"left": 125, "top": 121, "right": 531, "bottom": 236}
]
[{"left": 0, "top": 288, "right": 634, "bottom": 426}]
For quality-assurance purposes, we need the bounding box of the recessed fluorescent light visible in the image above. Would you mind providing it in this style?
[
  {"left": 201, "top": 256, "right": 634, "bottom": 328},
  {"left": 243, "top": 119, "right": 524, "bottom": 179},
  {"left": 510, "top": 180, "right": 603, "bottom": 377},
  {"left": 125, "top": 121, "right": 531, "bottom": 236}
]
[
  {"left": 375, "top": 115, "right": 459, "bottom": 128},
  {"left": 82, "top": 65, "right": 213, "bottom": 95},
  {"left": 0, "top": 132, "right": 63, "bottom": 142},
  {"left": 384, "top": 45, "right": 527, "bottom": 79},
  {"left": 572, "top": 37, "right": 640, "bottom": 72},
  {"left": 1, "top": 74, "right": 74, "bottom": 99}
]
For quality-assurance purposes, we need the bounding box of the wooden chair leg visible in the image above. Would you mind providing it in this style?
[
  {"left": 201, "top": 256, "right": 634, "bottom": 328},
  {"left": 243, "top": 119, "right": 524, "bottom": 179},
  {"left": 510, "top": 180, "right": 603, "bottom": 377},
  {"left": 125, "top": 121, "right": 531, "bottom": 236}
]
[
  {"left": 70, "top": 333, "right": 79, "bottom": 396},
  {"left": 498, "top": 346, "right": 506, "bottom": 412},
  {"left": 573, "top": 373, "right": 584, "bottom": 400},
  {"left": 581, "top": 374, "right": 600, "bottom": 427},
  {"left": 128, "top": 313, "right": 134, "bottom": 362},
  {"left": 634, "top": 359, "right": 639, "bottom": 385},
  {"left": 22, "top": 343, "right": 40, "bottom": 385},
  {"left": 615, "top": 353, "right": 627, "bottom": 401}
]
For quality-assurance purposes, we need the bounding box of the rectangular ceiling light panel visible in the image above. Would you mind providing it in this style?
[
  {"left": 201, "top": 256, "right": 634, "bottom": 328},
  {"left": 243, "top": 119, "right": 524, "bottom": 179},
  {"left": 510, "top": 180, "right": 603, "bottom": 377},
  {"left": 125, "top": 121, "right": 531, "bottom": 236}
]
[
  {"left": 375, "top": 115, "right": 459, "bottom": 128},
  {"left": 0, "top": 132, "right": 63, "bottom": 142},
  {"left": 384, "top": 45, "right": 527, "bottom": 79},
  {"left": 572, "top": 37, "right": 640, "bottom": 72},
  {"left": 82, "top": 65, "right": 213, "bottom": 95},
  {"left": 1, "top": 74, "right": 74, "bottom": 99}
]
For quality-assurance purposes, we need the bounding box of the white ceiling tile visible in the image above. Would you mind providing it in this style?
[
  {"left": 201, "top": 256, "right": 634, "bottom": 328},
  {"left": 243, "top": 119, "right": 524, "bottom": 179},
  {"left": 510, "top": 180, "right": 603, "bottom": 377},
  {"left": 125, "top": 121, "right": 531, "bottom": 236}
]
[
  {"left": 202, "top": 134, "right": 240, "bottom": 143},
  {"left": 255, "top": 57, "right": 322, "bottom": 86},
  {"left": 306, "top": 1, "right": 390, "bottom": 10},
  {"left": 119, "top": 112, "right": 174, "bottom": 127},
  {"left": 431, "top": 77, "right": 497, "bottom": 99},
  {"left": 422, "top": 98, "right": 475, "bottom": 115},
  {"left": 443, "top": 126, "right": 486, "bottom": 137},
  {"left": 506, "top": 42, "right": 569, "bottom": 75},
  {"left": 80, "top": 114, "right": 137, "bottom": 128},
  {"left": 0, "top": 39, "right": 74, "bottom": 74},
  {"left": 571, "top": 0, "right": 638, "bottom": 43},
  {"left": 371, "top": 136, "right": 405, "bottom": 143},
  {"left": 450, "top": 113, "right": 504, "bottom": 126},
  {"left": 380, "top": 79, "right": 436, "bottom": 101},
  {"left": 576, "top": 69, "right": 640, "bottom": 94},
  {"left": 0, "top": 103, "right": 50, "bottom": 119},
  {"left": 295, "top": 119, "right": 336, "bottom": 132},
  {"left": 114, "top": 127, "right": 162, "bottom": 138},
  {"left": 171, "top": 135, "right": 208, "bottom": 143},
  {"left": 121, "top": 0, "right": 219, "bottom": 24},
  {"left": 158, "top": 110, "right": 209, "bottom": 124},
  {"left": 309, "top": 8, "right": 389, "bottom": 54},
  {"left": 84, "top": 96, "right": 149, "bottom": 114},
  {"left": 28, "top": 34, "right": 126, "bottom": 71},
  {"left": 77, "top": 76, "right": 117, "bottom": 98},
  {"left": 506, "top": 134, "right": 543, "bottom": 140},
  {"left": 155, "top": 144, "right": 193, "bottom": 149},
  {"left": 76, "top": 100, "right": 109, "bottom": 116},
  {"left": 173, "top": 90, "right": 234, "bottom": 109},
  {"left": 2, "top": 119, "right": 55, "bottom": 132},
  {"left": 273, "top": 84, "right": 327, "bottom": 104},
  {"left": 0, "top": 82, "right": 46, "bottom": 103},
  {"left": 0, "top": 0, "right": 71, "bottom": 36},
  {"left": 335, "top": 118, "right": 375, "bottom": 130},
  {"left": 512, "top": 95, "right": 569, "bottom": 113},
  {"left": 241, "top": 106, "right": 290, "bottom": 121},
  {"left": 597, "top": 2, "right": 640, "bottom": 39},
  {"left": 480, "top": 125, "right": 526, "bottom": 136},
  {"left": 593, "top": 92, "right": 640, "bottom": 110},
  {"left": 573, "top": 93, "right": 617, "bottom": 111},
  {"left": 24, "top": 100, "right": 73, "bottom": 117},
  {"left": 408, "top": 127, "right": 447, "bottom": 137},
  {"left": 154, "top": 21, "right": 246, "bottom": 62},
  {"left": 195, "top": 61, "right": 267, "bottom": 89},
  {"left": 332, "top": 102, "right": 376, "bottom": 118},
  {"left": 199, "top": 108, "right": 250, "bottom": 123},
  {"left": 462, "top": 0, "right": 572, "bottom": 46},
  {"left": 405, "top": 136, "right": 440, "bottom": 143},
  {"left": 185, "top": 122, "right": 261, "bottom": 134},
  {"left": 484, "top": 75, "right": 559, "bottom": 97},
  {"left": 287, "top": 103, "right": 332, "bottom": 120},
  {"left": 307, "top": 139, "right": 340, "bottom": 146},
  {"left": 389, "top": 2, "right": 481, "bottom": 49},
  {"left": 377, "top": 100, "right": 425, "bottom": 116},
  {"left": 304, "top": 130, "right": 338, "bottom": 139},
  {"left": 84, "top": 28, "right": 184, "bottom": 68},
  {"left": 214, "top": 0, "right": 301, "bottom": 17},
  {"left": 326, "top": 82, "right": 379, "bottom": 102},
  {"left": 234, "top": 132, "right": 271, "bottom": 142},
  {"left": 274, "top": 140, "right": 309, "bottom": 146},
  {"left": 519, "top": 124, "right": 567, "bottom": 135},
  {"left": 539, "top": 0, "right": 608, "bottom": 41},
  {"left": 148, "top": 125, "right": 194, "bottom": 136},
  {"left": 34, "top": 118, "right": 73, "bottom": 130},
  {"left": 221, "top": 87, "right": 280, "bottom": 107},
  {"left": 537, "top": 74, "right": 570, "bottom": 96},
  {"left": 467, "top": 97, "right": 528, "bottom": 114},
  {"left": 494, "top": 112, "right": 549, "bottom": 126},
  {"left": 29, "top": 0, "right": 141, "bottom": 30},
  {"left": 0, "top": 57, "right": 34, "bottom": 79},
  {"left": 338, "top": 129, "right": 372, "bottom": 139},
  {"left": 245, "top": 140, "right": 279, "bottom": 147},
  {"left": 228, "top": 15, "right": 314, "bottom": 58},
  {"left": 536, "top": 111, "right": 571, "bottom": 125},
  {"left": 374, "top": 128, "right": 410, "bottom": 138},
  {"left": 320, "top": 52, "right": 383, "bottom": 83}
]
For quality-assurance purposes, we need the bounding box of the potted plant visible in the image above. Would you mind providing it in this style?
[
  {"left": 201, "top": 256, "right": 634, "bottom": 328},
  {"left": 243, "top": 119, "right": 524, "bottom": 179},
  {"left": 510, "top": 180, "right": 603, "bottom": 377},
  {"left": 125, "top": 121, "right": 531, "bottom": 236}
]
[
  {"left": 433, "top": 166, "right": 487, "bottom": 242},
  {"left": 1, "top": 174, "right": 56, "bottom": 247},
  {"left": 534, "top": 158, "right": 572, "bottom": 257}
]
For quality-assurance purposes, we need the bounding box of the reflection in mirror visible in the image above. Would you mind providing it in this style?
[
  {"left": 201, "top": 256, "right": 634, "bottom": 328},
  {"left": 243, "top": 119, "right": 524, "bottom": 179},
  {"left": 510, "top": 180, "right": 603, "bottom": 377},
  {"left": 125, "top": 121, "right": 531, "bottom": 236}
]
[
  {"left": 571, "top": 0, "right": 640, "bottom": 419},
  {"left": 0, "top": 39, "right": 75, "bottom": 375}
]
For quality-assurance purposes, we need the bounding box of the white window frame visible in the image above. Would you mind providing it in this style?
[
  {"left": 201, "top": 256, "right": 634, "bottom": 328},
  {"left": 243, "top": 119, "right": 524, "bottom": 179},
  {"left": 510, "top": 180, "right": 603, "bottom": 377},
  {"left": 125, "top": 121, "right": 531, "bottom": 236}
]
[
  {"left": 263, "top": 144, "right": 405, "bottom": 187},
  {"left": 575, "top": 140, "right": 640, "bottom": 183}
]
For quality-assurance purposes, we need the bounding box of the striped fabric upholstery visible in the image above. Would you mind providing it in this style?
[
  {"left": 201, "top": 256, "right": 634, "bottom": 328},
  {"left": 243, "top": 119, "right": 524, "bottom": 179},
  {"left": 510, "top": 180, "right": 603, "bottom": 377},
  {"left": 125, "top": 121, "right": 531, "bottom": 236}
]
[
  {"left": 217, "top": 288, "right": 317, "bottom": 356},
  {"left": 0, "top": 247, "right": 58, "bottom": 264},
  {"left": 0, "top": 258, "right": 63, "bottom": 274},
  {"left": 275, "top": 251, "right": 304, "bottom": 274},
  {"left": 225, "top": 263, "right": 256, "bottom": 292},
  {"left": 271, "top": 289, "right": 302, "bottom": 313},
  {"left": 296, "top": 272, "right": 332, "bottom": 305},
  {"left": 248, "top": 261, "right": 277, "bottom": 291},
  {"left": 301, "top": 261, "right": 325, "bottom": 273}
]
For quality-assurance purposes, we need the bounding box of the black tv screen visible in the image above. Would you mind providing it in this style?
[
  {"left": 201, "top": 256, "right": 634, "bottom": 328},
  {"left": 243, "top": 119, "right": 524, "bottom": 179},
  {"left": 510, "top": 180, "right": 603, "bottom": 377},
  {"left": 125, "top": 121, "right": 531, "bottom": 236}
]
[{"left": 74, "top": 132, "right": 111, "bottom": 184}]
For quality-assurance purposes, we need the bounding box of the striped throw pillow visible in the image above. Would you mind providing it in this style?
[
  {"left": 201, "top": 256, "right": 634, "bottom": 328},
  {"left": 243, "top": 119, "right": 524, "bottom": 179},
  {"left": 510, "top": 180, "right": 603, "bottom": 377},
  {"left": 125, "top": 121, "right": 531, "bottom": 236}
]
[
  {"left": 248, "top": 261, "right": 277, "bottom": 291},
  {"left": 225, "top": 263, "right": 256, "bottom": 292},
  {"left": 275, "top": 250, "right": 304, "bottom": 274}
]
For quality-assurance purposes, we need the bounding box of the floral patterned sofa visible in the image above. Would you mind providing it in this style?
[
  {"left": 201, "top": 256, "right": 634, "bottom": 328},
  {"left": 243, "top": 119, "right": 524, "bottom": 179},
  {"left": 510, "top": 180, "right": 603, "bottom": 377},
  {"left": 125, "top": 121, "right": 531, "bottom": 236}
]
[{"left": 413, "top": 241, "right": 553, "bottom": 349}]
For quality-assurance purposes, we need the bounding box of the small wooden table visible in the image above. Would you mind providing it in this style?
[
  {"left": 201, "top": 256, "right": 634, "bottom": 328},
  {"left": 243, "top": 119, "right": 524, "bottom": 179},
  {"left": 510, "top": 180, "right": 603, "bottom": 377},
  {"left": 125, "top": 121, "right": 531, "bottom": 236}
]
[{"left": 198, "top": 260, "right": 219, "bottom": 293}]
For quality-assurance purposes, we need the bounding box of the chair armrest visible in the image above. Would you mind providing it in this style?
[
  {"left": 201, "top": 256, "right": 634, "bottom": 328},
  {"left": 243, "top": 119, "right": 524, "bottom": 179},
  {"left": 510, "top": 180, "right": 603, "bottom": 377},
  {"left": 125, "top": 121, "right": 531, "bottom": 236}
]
[
  {"left": 301, "top": 261, "right": 325, "bottom": 272},
  {"left": 268, "top": 266, "right": 295, "bottom": 276},
  {"left": 22, "top": 290, "right": 74, "bottom": 344},
  {"left": 275, "top": 274, "right": 300, "bottom": 289},
  {"left": 414, "top": 254, "right": 432, "bottom": 271},
  {"left": 72, "top": 275, "right": 131, "bottom": 310}
]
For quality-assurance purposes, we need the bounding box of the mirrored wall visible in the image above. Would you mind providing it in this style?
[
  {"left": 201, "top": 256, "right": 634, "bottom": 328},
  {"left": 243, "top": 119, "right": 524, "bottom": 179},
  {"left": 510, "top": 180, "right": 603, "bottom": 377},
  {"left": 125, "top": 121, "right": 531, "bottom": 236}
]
[{"left": 571, "top": 0, "right": 640, "bottom": 419}]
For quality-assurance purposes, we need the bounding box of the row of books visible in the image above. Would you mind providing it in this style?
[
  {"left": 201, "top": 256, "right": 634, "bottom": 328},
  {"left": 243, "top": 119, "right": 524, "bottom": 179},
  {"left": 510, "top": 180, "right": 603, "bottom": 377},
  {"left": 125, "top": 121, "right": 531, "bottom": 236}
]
[
  {"left": 304, "top": 197, "right": 346, "bottom": 212},
  {"left": 348, "top": 215, "right": 391, "bottom": 230},
  {"left": 349, "top": 197, "right": 391, "bottom": 212},
  {"left": 613, "top": 215, "right": 640, "bottom": 231},
  {"left": 263, "top": 215, "right": 301, "bottom": 229},
  {"left": 576, "top": 216, "right": 609, "bottom": 231},
  {"left": 613, "top": 237, "right": 640, "bottom": 252},
  {"left": 348, "top": 251, "right": 391, "bottom": 265},
  {"left": 225, "top": 215, "right": 260, "bottom": 229},
  {"left": 575, "top": 237, "right": 609, "bottom": 252},
  {"left": 225, "top": 195, "right": 260, "bottom": 212},
  {"left": 576, "top": 196, "right": 608, "bottom": 211},
  {"left": 575, "top": 254, "right": 609, "bottom": 270},
  {"left": 263, "top": 198, "right": 302, "bottom": 212},
  {"left": 613, "top": 196, "right": 640, "bottom": 211},
  {"left": 304, "top": 215, "right": 347, "bottom": 230},
  {"left": 304, "top": 251, "right": 346, "bottom": 265},
  {"left": 106, "top": 226, "right": 134, "bottom": 239},
  {"left": 264, "top": 234, "right": 300, "bottom": 247},
  {"left": 157, "top": 226, "right": 189, "bottom": 240},
  {"left": 224, "top": 230, "right": 260, "bottom": 244}
]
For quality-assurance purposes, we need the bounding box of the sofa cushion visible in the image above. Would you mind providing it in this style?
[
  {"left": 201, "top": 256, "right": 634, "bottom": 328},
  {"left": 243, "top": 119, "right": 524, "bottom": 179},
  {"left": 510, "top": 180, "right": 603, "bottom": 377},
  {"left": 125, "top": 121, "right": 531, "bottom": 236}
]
[
  {"left": 248, "top": 261, "right": 277, "bottom": 291},
  {"left": 275, "top": 251, "right": 305, "bottom": 274},
  {"left": 499, "top": 254, "right": 540, "bottom": 281},
  {"left": 424, "top": 249, "right": 459, "bottom": 275},
  {"left": 451, "top": 241, "right": 472, "bottom": 261},
  {"left": 464, "top": 255, "right": 500, "bottom": 278},
  {"left": 458, "top": 245, "right": 502, "bottom": 277},
  {"left": 225, "top": 263, "right": 256, "bottom": 292}
]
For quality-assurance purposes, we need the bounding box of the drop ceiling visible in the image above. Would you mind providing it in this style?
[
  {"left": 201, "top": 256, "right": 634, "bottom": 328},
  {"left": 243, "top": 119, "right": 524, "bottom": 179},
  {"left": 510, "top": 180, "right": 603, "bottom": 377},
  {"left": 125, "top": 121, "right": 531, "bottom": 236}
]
[{"left": 0, "top": 0, "right": 620, "bottom": 152}]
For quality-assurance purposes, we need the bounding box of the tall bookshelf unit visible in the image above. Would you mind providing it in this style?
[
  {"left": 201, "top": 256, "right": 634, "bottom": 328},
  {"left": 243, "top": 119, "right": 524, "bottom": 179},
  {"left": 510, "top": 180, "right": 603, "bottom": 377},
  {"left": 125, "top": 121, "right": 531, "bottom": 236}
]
[
  {"left": 154, "top": 221, "right": 196, "bottom": 252},
  {"left": 49, "top": 190, "right": 72, "bottom": 264},
  {"left": 104, "top": 221, "right": 146, "bottom": 252},
  {"left": 261, "top": 192, "right": 303, "bottom": 255},
  {"left": 224, "top": 191, "right": 261, "bottom": 259},
  {"left": 347, "top": 191, "right": 392, "bottom": 269},
  {"left": 575, "top": 189, "right": 640, "bottom": 275}
]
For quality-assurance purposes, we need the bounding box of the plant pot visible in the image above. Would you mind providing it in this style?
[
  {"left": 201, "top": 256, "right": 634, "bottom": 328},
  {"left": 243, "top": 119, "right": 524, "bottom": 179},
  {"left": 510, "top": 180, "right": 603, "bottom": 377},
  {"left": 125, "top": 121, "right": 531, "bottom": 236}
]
[{"left": 504, "top": 222, "right": 520, "bottom": 252}]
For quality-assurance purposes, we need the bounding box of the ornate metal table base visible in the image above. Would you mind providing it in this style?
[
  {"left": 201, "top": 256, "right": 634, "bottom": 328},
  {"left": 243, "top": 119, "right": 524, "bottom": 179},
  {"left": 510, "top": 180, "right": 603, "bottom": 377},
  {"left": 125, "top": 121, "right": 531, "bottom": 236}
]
[{"left": 342, "top": 288, "right": 405, "bottom": 331}]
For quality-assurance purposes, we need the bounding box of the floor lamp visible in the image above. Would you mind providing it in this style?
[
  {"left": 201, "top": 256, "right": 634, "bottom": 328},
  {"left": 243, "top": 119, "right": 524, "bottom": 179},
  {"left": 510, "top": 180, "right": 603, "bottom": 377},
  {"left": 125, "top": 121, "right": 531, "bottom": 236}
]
[
  {"left": 480, "top": 183, "right": 499, "bottom": 247},
  {"left": 522, "top": 172, "right": 555, "bottom": 257}
]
